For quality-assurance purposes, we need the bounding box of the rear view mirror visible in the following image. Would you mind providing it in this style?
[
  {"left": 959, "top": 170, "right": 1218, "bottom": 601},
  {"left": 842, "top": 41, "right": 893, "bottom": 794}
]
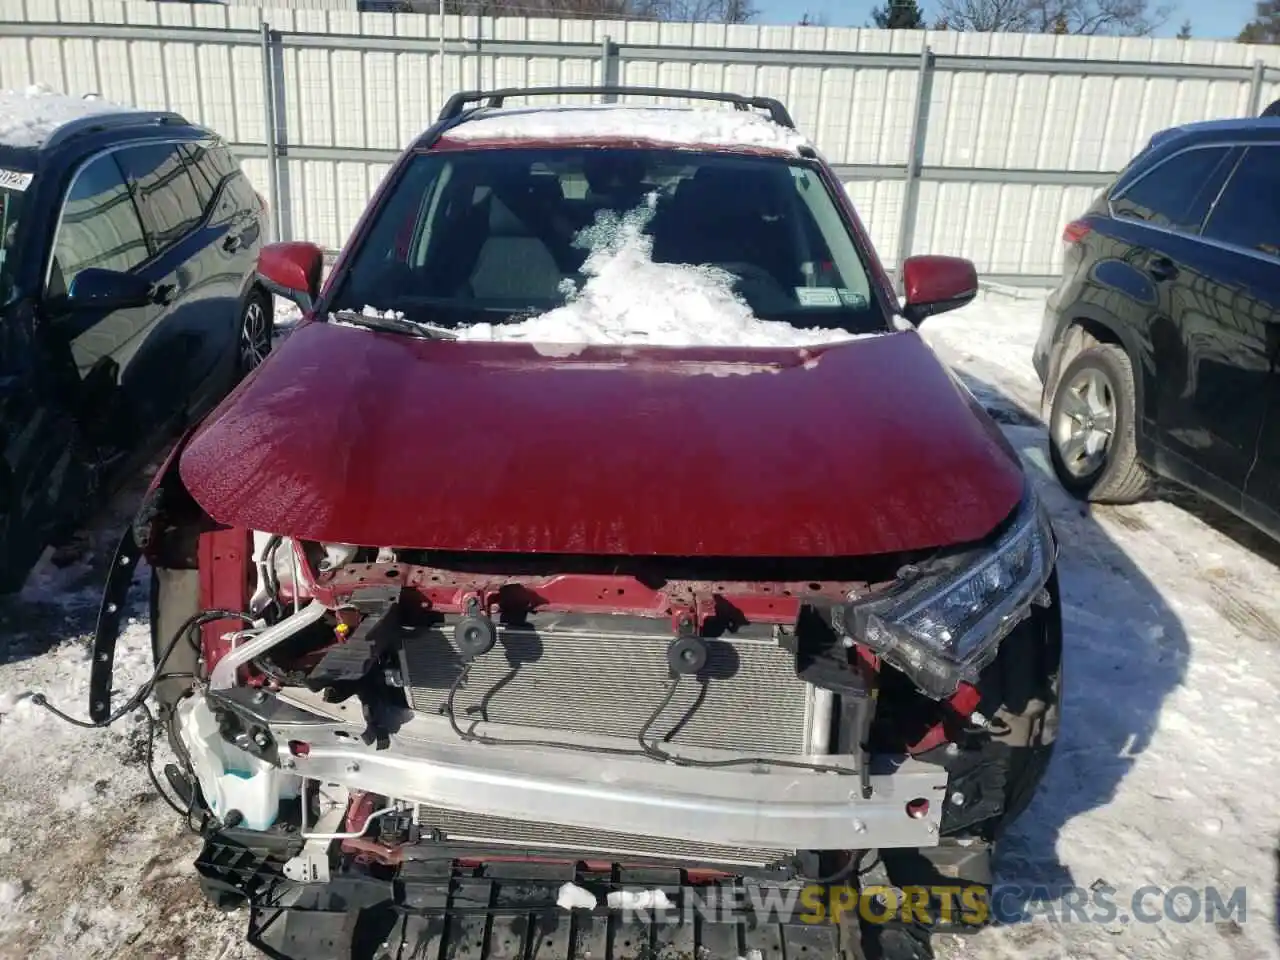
[
  {"left": 257, "top": 241, "right": 324, "bottom": 313},
  {"left": 900, "top": 255, "right": 979, "bottom": 325},
  {"left": 66, "top": 268, "right": 153, "bottom": 310}
]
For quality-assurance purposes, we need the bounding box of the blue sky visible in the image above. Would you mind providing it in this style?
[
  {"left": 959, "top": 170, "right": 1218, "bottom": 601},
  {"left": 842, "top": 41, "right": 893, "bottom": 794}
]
[{"left": 758, "top": 0, "right": 1260, "bottom": 39}]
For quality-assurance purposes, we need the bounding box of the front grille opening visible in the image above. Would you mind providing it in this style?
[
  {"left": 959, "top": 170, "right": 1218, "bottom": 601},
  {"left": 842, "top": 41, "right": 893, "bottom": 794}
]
[{"left": 403, "top": 620, "right": 810, "bottom": 755}]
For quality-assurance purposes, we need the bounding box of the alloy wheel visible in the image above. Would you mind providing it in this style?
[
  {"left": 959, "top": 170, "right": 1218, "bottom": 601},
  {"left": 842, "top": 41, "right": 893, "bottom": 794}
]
[
  {"left": 240, "top": 299, "right": 271, "bottom": 373},
  {"left": 1051, "top": 366, "right": 1117, "bottom": 479}
]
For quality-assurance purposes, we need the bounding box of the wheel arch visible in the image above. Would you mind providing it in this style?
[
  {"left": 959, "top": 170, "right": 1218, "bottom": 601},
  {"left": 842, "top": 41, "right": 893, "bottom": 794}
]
[
  {"left": 236, "top": 263, "right": 270, "bottom": 307},
  {"left": 133, "top": 427, "right": 219, "bottom": 572},
  {"left": 1043, "top": 306, "right": 1151, "bottom": 437}
]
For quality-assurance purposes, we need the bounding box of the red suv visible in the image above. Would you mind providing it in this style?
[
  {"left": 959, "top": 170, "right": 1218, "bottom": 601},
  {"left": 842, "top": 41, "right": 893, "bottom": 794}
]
[{"left": 91, "top": 87, "right": 1061, "bottom": 960}]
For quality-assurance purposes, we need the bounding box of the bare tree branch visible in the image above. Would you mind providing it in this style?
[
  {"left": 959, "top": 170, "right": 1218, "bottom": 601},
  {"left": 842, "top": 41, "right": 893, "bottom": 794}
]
[
  {"left": 394, "top": 0, "right": 754, "bottom": 22},
  {"left": 1238, "top": 0, "right": 1280, "bottom": 42},
  {"left": 934, "top": 0, "right": 1170, "bottom": 34}
]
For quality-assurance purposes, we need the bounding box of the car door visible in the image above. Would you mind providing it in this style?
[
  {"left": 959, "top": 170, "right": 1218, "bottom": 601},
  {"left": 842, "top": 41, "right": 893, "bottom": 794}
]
[
  {"left": 0, "top": 297, "right": 91, "bottom": 594},
  {"left": 181, "top": 140, "right": 263, "bottom": 395},
  {"left": 1198, "top": 143, "right": 1280, "bottom": 533},
  {"left": 1108, "top": 143, "right": 1259, "bottom": 500},
  {"left": 40, "top": 147, "right": 166, "bottom": 455},
  {"left": 112, "top": 141, "right": 211, "bottom": 438}
]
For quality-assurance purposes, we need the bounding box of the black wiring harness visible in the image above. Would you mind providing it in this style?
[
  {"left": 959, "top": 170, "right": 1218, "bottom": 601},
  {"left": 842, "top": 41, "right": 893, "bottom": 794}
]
[{"left": 30, "top": 607, "right": 257, "bottom": 830}]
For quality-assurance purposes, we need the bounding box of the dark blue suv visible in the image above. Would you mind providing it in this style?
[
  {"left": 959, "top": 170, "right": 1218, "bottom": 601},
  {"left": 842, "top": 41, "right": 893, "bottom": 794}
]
[
  {"left": 0, "top": 99, "right": 270, "bottom": 592},
  {"left": 1034, "top": 116, "right": 1280, "bottom": 539}
]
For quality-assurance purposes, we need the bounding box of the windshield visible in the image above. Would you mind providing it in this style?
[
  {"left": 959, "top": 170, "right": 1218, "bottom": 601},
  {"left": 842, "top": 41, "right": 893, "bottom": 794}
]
[
  {"left": 0, "top": 180, "right": 25, "bottom": 304},
  {"left": 331, "top": 148, "right": 887, "bottom": 340}
]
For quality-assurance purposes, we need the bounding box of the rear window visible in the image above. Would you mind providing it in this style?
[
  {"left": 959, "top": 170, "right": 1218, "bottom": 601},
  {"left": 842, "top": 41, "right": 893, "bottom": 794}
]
[
  {"left": 331, "top": 147, "right": 884, "bottom": 334},
  {"left": 1202, "top": 145, "right": 1280, "bottom": 259},
  {"left": 1110, "top": 145, "right": 1237, "bottom": 233}
]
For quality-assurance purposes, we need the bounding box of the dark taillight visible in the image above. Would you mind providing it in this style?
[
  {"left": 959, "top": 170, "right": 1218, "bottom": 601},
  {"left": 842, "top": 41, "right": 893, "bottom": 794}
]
[{"left": 1063, "top": 220, "right": 1092, "bottom": 245}]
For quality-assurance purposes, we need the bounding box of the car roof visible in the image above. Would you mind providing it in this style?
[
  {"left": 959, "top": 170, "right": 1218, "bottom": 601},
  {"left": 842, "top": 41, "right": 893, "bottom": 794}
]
[
  {"left": 1108, "top": 115, "right": 1280, "bottom": 197},
  {"left": 1145, "top": 115, "right": 1280, "bottom": 152},
  {"left": 428, "top": 103, "right": 812, "bottom": 157},
  {"left": 0, "top": 87, "right": 201, "bottom": 170},
  {"left": 413, "top": 87, "right": 814, "bottom": 159}
]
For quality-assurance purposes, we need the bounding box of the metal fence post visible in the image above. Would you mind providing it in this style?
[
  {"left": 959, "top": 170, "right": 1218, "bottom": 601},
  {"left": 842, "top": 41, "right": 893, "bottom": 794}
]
[
  {"left": 260, "top": 20, "right": 283, "bottom": 243},
  {"left": 894, "top": 44, "right": 934, "bottom": 291},
  {"left": 1248, "top": 59, "right": 1267, "bottom": 116},
  {"left": 601, "top": 35, "right": 618, "bottom": 98}
]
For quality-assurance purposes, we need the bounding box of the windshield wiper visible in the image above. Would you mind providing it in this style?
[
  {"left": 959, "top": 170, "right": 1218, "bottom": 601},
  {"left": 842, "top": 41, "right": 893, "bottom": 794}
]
[{"left": 330, "top": 309, "right": 458, "bottom": 340}]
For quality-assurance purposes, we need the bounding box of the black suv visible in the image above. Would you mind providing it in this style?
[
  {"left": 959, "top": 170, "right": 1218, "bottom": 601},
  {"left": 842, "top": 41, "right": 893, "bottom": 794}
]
[
  {"left": 0, "top": 102, "right": 271, "bottom": 592},
  {"left": 1034, "top": 117, "right": 1280, "bottom": 537}
]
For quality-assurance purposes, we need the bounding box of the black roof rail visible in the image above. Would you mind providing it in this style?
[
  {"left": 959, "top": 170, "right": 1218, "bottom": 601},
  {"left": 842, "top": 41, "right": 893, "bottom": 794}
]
[
  {"left": 42, "top": 108, "right": 190, "bottom": 152},
  {"left": 437, "top": 86, "right": 796, "bottom": 130}
]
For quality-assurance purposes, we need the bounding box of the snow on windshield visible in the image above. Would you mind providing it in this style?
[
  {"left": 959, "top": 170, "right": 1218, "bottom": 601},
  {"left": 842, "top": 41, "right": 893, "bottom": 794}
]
[
  {"left": 0, "top": 84, "right": 127, "bottom": 149},
  {"left": 452, "top": 195, "right": 864, "bottom": 349},
  {"left": 443, "top": 105, "right": 810, "bottom": 155}
]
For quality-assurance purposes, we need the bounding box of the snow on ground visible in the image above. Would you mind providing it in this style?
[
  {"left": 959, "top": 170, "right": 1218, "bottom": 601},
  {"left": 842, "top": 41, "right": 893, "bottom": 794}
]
[
  {"left": 0, "top": 484, "right": 254, "bottom": 960},
  {"left": 922, "top": 293, "right": 1280, "bottom": 960},
  {"left": 0, "top": 84, "right": 127, "bottom": 149},
  {"left": 440, "top": 103, "right": 809, "bottom": 153},
  {"left": 0, "top": 288, "right": 1278, "bottom": 959}
]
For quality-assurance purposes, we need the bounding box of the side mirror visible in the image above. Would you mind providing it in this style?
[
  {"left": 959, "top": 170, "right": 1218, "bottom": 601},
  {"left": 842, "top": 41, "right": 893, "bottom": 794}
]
[
  {"left": 66, "top": 268, "right": 153, "bottom": 310},
  {"left": 900, "top": 255, "right": 978, "bottom": 325},
  {"left": 257, "top": 241, "right": 324, "bottom": 313}
]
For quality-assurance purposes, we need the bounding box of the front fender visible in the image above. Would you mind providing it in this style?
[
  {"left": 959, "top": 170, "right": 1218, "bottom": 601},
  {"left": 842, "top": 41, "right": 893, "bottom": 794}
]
[{"left": 134, "top": 426, "right": 219, "bottom": 569}]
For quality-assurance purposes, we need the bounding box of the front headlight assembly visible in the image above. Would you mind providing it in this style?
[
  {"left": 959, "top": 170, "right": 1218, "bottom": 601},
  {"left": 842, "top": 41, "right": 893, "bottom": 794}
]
[{"left": 835, "top": 484, "right": 1057, "bottom": 700}]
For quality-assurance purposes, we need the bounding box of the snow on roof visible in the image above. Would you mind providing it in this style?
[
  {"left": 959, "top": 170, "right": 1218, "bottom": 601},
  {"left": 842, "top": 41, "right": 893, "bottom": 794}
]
[
  {"left": 0, "top": 84, "right": 129, "bottom": 150},
  {"left": 441, "top": 104, "right": 811, "bottom": 155}
]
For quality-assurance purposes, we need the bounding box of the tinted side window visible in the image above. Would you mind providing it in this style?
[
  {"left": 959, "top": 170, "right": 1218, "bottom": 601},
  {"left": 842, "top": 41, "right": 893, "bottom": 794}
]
[
  {"left": 47, "top": 152, "right": 148, "bottom": 298},
  {"left": 187, "top": 141, "right": 256, "bottom": 220},
  {"left": 206, "top": 144, "right": 240, "bottom": 184},
  {"left": 1202, "top": 146, "right": 1280, "bottom": 259},
  {"left": 116, "top": 143, "right": 204, "bottom": 252},
  {"left": 1111, "top": 146, "right": 1235, "bottom": 233},
  {"left": 184, "top": 142, "right": 239, "bottom": 202},
  {"left": 181, "top": 143, "right": 216, "bottom": 213}
]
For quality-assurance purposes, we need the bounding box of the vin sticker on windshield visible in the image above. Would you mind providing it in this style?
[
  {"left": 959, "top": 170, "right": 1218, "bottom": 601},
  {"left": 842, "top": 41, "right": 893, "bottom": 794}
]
[
  {"left": 795, "top": 287, "right": 841, "bottom": 307},
  {"left": 0, "top": 169, "right": 33, "bottom": 192}
]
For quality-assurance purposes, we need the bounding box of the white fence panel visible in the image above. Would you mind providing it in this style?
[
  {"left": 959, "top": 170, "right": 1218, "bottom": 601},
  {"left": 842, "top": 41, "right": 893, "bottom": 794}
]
[{"left": 4, "top": 0, "right": 1280, "bottom": 281}]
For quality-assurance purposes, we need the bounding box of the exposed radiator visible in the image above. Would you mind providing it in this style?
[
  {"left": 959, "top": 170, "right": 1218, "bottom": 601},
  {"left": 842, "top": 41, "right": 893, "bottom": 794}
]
[
  {"left": 399, "top": 613, "right": 813, "bottom": 755},
  {"left": 415, "top": 804, "right": 789, "bottom": 868}
]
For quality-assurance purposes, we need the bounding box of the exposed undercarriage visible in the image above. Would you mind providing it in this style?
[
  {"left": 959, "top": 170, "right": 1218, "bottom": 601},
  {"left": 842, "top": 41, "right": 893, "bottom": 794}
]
[{"left": 86, "top": 465, "right": 1062, "bottom": 960}]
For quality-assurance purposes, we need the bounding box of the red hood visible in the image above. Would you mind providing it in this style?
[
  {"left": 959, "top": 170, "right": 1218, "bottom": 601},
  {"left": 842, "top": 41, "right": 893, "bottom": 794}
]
[{"left": 179, "top": 322, "right": 1024, "bottom": 557}]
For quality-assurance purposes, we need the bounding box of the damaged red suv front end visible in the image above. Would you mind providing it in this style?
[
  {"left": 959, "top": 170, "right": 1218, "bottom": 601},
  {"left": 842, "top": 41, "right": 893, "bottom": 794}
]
[{"left": 89, "top": 87, "right": 1062, "bottom": 960}]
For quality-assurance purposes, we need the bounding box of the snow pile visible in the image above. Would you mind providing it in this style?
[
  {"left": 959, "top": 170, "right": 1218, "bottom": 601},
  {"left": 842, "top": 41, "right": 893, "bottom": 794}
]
[
  {"left": 0, "top": 84, "right": 127, "bottom": 149},
  {"left": 555, "top": 882, "right": 597, "bottom": 910},
  {"left": 443, "top": 104, "right": 809, "bottom": 154},
  {"left": 0, "top": 880, "right": 21, "bottom": 909},
  {"left": 606, "top": 888, "right": 673, "bottom": 910},
  {"left": 454, "top": 198, "right": 858, "bottom": 349}
]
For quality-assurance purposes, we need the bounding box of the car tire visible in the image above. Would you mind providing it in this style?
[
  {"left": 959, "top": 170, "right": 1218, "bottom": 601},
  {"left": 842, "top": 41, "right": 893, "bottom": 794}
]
[
  {"left": 237, "top": 289, "right": 273, "bottom": 378},
  {"left": 1048, "top": 343, "right": 1151, "bottom": 504}
]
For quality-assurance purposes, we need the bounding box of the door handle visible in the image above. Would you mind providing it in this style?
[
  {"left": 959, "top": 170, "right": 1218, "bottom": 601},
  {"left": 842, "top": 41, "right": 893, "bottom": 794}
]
[
  {"left": 222, "top": 233, "right": 241, "bottom": 253},
  {"left": 1146, "top": 256, "right": 1178, "bottom": 282}
]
